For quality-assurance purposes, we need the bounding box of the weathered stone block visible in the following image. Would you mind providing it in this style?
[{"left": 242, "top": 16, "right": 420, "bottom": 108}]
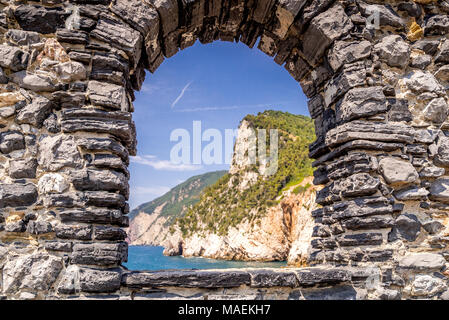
[
  {"left": 152, "top": 0, "right": 179, "bottom": 36},
  {"left": 94, "top": 226, "right": 127, "bottom": 241},
  {"left": 311, "top": 238, "right": 337, "bottom": 249},
  {"left": 330, "top": 196, "right": 393, "bottom": 221},
  {"left": 336, "top": 86, "right": 387, "bottom": 123},
  {"left": 296, "top": 285, "right": 358, "bottom": 300},
  {"left": 302, "top": 4, "right": 353, "bottom": 65},
  {"left": 343, "top": 215, "right": 394, "bottom": 231},
  {"left": 394, "top": 187, "right": 429, "bottom": 201},
  {"left": 284, "top": 54, "right": 310, "bottom": 82},
  {"left": 2, "top": 253, "right": 63, "bottom": 293},
  {"left": 58, "top": 265, "right": 122, "bottom": 294},
  {"left": 413, "top": 39, "right": 440, "bottom": 55},
  {"left": 405, "top": 71, "right": 445, "bottom": 95},
  {"left": 416, "top": 131, "right": 438, "bottom": 147},
  {"left": 406, "top": 144, "right": 427, "bottom": 155},
  {"left": 271, "top": 0, "right": 306, "bottom": 38},
  {"left": 337, "top": 233, "right": 383, "bottom": 247},
  {"left": 5, "top": 220, "right": 25, "bottom": 233},
  {"left": 0, "top": 183, "right": 38, "bottom": 208},
  {"left": 430, "top": 178, "right": 449, "bottom": 203},
  {"left": 423, "top": 98, "right": 448, "bottom": 124},
  {"left": 90, "top": 15, "right": 142, "bottom": 67},
  {"left": 0, "top": 131, "right": 25, "bottom": 154},
  {"left": 425, "top": 14, "right": 449, "bottom": 35},
  {"left": 333, "top": 173, "right": 380, "bottom": 198},
  {"left": 53, "top": 61, "right": 87, "bottom": 83},
  {"left": 399, "top": 253, "right": 446, "bottom": 270},
  {"left": 249, "top": 0, "right": 276, "bottom": 25},
  {"left": 6, "top": 29, "right": 41, "bottom": 46},
  {"left": 387, "top": 99, "right": 412, "bottom": 122},
  {"left": 435, "top": 65, "right": 449, "bottom": 82},
  {"left": 84, "top": 191, "right": 127, "bottom": 208},
  {"left": 295, "top": 268, "right": 351, "bottom": 287},
  {"left": 38, "top": 135, "right": 82, "bottom": 171},
  {"left": 398, "top": 2, "right": 422, "bottom": 18},
  {"left": 51, "top": 91, "right": 86, "bottom": 108},
  {"left": 59, "top": 208, "right": 128, "bottom": 227},
  {"left": 38, "top": 173, "right": 69, "bottom": 195},
  {"left": 359, "top": 3, "right": 405, "bottom": 29},
  {"left": 326, "top": 121, "right": 414, "bottom": 148},
  {"left": 76, "top": 137, "right": 129, "bottom": 162},
  {"left": 112, "top": 0, "right": 160, "bottom": 36},
  {"left": 71, "top": 242, "right": 128, "bottom": 266},
  {"left": 56, "top": 29, "right": 89, "bottom": 44},
  {"left": 434, "top": 136, "right": 449, "bottom": 166},
  {"left": 9, "top": 159, "right": 37, "bottom": 179},
  {"left": 325, "top": 153, "right": 378, "bottom": 182},
  {"left": 44, "top": 241, "right": 72, "bottom": 252},
  {"left": 13, "top": 5, "right": 69, "bottom": 34},
  {"left": 328, "top": 40, "right": 371, "bottom": 72},
  {"left": 410, "top": 54, "right": 432, "bottom": 69},
  {"left": 422, "top": 220, "right": 444, "bottom": 235},
  {"left": 375, "top": 35, "right": 410, "bottom": 68},
  {"left": 11, "top": 71, "right": 58, "bottom": 92},
  {"left": 122, "top": 270, "right": 251, "bottom": 288},
  {"left": 61, "top": 109, "right": 136, "bottom": 153},
  {"left": 379, "top": 157, "right": 418, "bottom": 185},
  {"left": 250, "top": 270, "right": 298, "bottom": 288},
  {"left": 16, "top": 95, "right": 52, "bottom": 127},
  {"left": 26, "top": 220, "right": 53, "bottom": 235},
  {"left": 71, "top": 169, "right": 128, "bottom": 197},
  {"left": 43, "top": 113, "right": 60, "bottom": 133},
  {"left": 324, "top": 62, "right": 366, "bottom": 107},
  {"left": 435, "top": 40, "right": 449, "bottom": 64},
  {"left": 0, "top": 45, "right": 29, "bottom": 72},
  {"left": 87, "top": 81, "right": 128, "bottom": 110},
  {"left": 91, "top": 53, "right": 128, "bottom": 85},
  {"left": 388, "top": 213, "right": 421, "bottom": 242},
  {"left": 412, "top": 274, "right": 447, "bottom": 297},
  {"left": 55, "top": 224, "right": 93, "bottom": 240},
  {"left": 0, "top": 67, "right": 7, "bottom": 84}
]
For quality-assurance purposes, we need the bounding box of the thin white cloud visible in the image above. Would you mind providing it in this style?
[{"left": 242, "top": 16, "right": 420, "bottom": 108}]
[
  {"left": 131, "top": 155, "right": 202, "bottom": 171},
  {"left": 140, "top": 84, "right": 160, "bottom": 94},
  {"left": 171, "top": 82, "right": 192, "bottom": 108},
  {"left": 173, "top": 103, "right": 282, "bottom": 113},
  {"left": 131, "top": 186, "right": 171, "bottom": 196},
  {"left": 175, "top": 105, "right": 240, "bottom": 112}
]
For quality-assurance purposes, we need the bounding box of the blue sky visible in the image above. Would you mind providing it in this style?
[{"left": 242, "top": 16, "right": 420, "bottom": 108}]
[{"left": 129, "top": 40, "right": 309, "bottom": 209}]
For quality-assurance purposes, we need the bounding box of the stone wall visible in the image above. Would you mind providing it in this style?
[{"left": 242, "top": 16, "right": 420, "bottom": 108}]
[{"left": 0, "top": 0, "right": 448, "bottom": 300}]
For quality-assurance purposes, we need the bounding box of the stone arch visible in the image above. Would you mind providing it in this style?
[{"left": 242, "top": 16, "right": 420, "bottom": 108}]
[{"left": 0, "top": 0, "right": 449, "bottom": 300}]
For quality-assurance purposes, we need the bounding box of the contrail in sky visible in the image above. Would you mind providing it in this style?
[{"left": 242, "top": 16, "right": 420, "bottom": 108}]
[{"left": 171, "top": 82, "right": 192, "bottom": 108}]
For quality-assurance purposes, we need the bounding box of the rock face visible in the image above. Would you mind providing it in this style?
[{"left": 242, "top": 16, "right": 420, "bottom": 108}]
[
  {"left": 375, "top": 35, "right": 410, "bottom": 68},
  {"left": 0, "top": 45, "right": 29, "bottom": 71},
  {"left": 38, "top": 135, "right": 82, "bottom": 171},
  {"left": 128, "top": 210, "right": 170, "bottom": 246},
  {"left": 167, "top": 115, "right": 318, "bottom": 263},
  {"left": 177, "top": 177, "right": 319, "bottom": 263},
  {"left": 3, "top": 253, "right": 63, "bottom": 293},
  {"left": 16, "top": 96, "right": 53, "bottom": 127},
  {"left": 379, "top": 157, "right": 419, "bottom": 185},
  {"left": 0, "top": 0, "right": 448, "bottom": 301}
]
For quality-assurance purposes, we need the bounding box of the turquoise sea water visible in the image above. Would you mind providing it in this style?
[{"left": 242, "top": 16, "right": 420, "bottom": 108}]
[{"left": 124, "top": 246, "right": 287, "bottom": 271}]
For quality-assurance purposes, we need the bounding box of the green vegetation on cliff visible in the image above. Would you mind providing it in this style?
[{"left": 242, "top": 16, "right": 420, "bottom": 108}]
[
  {"left": 129, "top": 170, "right": 227, "bottom": 224},
  {"left": 176, "top": 110, "right": 316, "bottom": 237}
]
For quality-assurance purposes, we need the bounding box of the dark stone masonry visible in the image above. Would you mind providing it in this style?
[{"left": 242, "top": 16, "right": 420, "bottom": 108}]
[{"left": 0, "top": 0, "right": 448, "bottom": 300}]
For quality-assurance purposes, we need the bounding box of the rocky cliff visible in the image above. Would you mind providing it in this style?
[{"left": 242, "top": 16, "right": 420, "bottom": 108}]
[
  {"left": 166, "top": 176, "right": 320, "bottom": 264},
  {"left": 127, "top": 171, "right": 226, "bottom": 246},
  {"left": 166, "top": 111, "right": 319, "bottom": 264}
]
